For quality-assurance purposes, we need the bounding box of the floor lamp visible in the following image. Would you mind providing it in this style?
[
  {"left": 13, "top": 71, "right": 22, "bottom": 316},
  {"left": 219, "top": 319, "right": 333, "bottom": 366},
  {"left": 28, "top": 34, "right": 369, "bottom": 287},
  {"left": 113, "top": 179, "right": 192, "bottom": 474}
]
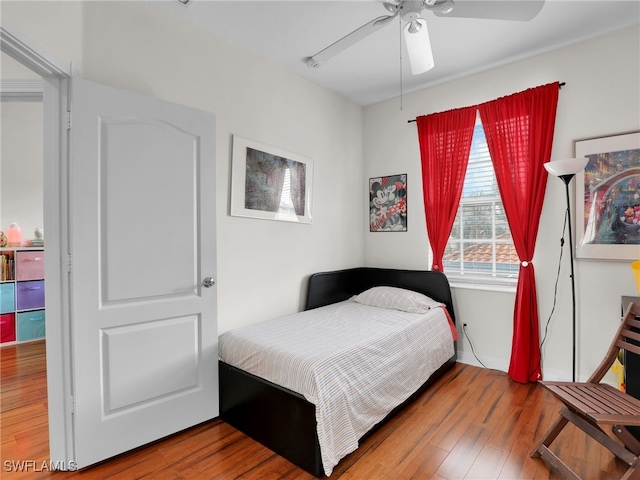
[{"left": 544, "top": 157, "right": 588, "bottom": 382}]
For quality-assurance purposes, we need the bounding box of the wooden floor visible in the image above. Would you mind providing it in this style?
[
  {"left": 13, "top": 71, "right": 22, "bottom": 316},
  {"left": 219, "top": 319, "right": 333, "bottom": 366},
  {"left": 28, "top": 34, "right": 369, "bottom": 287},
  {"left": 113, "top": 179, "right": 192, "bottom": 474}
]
[{"left": 0, "top": 341, "right": 630, "bottom": 479}]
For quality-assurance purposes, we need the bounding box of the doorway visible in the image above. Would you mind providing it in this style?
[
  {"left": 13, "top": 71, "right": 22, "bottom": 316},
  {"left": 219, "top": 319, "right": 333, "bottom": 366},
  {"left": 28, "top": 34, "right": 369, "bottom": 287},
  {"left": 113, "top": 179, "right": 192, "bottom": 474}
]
[
  {"left": 1, "top": 52, "right": 45, "bottom": 346},
  {"left": 1, "top": 25, "right": 73, "bottom": 464}
]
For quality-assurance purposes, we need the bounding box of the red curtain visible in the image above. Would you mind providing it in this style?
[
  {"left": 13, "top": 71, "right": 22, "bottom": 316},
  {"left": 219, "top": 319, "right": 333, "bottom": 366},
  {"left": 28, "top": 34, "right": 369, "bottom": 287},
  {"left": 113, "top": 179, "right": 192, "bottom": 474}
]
[
  {"left": 417, "top": 106, "right": 477, "bottom": 271},
  {"left": 478, "top": 82, "right": 559, "bottom": 383}
]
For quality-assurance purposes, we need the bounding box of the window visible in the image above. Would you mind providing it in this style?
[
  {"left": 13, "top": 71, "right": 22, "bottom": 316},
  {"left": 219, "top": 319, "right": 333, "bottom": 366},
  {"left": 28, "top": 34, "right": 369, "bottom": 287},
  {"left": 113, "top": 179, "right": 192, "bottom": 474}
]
[
  {"left": 443, "top": 121, "right": 519, "bottom": 282},
  {"left": 275, "top": 168, "right": 298, "bottom": 221}
]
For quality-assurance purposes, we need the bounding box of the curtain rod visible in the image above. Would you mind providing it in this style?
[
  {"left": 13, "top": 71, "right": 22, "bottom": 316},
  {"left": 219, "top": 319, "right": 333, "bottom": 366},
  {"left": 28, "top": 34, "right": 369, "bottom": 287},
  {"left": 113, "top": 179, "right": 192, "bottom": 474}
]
[{"left": 407, "top": 82, "right": 566, "bottom": 124}]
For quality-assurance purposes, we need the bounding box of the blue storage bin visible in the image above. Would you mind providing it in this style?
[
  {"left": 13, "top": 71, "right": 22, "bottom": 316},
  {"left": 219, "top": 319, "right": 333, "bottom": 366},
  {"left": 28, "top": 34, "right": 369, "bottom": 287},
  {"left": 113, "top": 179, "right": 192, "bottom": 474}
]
[
  {"left": 0, "top": 283, "right": 15, "bottom": 314},
  {"left": 17, "top": 310, "right": 45, "bottom": 341}
]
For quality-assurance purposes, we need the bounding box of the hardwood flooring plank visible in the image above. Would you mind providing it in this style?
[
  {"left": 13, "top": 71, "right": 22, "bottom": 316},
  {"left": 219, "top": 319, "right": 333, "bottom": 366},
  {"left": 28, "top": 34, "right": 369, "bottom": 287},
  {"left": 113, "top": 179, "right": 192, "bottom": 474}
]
[
  {"left": 360, "top": 412, "right": 441, "bottom": 470},
  {"left": 497, "top": 432, "right": 554, "bottom": 480},
  {"left": 396, "top": 441, "right": 449, "bottom": 479},
  {"left": 464, "top": 444, "right": 509, "bottom": 479},
  {"left": 435, "top": 423, "right": 492, "bottom": 479},
  {"left": 235, "top": 453, "right": 307, "bottom": 480},
  {"left": 0, "top": 343, "right": 632, "bottom": 479},
  {"left": 339, "top": 461, "right": 398, "bottom": 480}
]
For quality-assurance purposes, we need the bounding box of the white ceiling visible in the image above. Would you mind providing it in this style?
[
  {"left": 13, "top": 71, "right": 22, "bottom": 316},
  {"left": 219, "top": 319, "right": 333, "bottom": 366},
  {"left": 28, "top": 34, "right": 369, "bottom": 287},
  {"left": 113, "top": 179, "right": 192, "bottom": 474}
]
[{"left": 154, "top": 1, "right": 639, "bottom": 105}]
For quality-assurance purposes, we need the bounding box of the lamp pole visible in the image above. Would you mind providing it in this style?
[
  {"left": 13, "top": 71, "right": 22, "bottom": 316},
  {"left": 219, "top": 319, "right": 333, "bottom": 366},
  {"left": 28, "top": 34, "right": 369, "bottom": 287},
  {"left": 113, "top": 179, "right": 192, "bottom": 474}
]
[
  {"left": 559, "top": 173, "right": 577, "bottom": 382},
  {"left": 544, "top": 157, "right": 587, "bottom": 383}
]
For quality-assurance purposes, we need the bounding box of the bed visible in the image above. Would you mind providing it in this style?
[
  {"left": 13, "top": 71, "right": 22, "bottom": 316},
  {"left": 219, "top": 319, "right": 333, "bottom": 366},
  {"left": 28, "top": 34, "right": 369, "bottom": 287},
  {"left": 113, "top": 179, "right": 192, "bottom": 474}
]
[{"left": 218, "top": 267, "right": 457, "bottom": 477}]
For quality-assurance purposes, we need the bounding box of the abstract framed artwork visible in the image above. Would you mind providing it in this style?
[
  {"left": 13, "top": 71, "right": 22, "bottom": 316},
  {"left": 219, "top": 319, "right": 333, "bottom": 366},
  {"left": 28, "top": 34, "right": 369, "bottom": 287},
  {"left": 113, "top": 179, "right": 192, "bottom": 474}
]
[
  {"left": 575, "top": 131, "right": 640, "bottom": 260},
  {"left": 369, "top": 174, "right": 407, "bottom": 232},
  {"left": 230, "top": 135, "right": 313, "bottom": 224}
]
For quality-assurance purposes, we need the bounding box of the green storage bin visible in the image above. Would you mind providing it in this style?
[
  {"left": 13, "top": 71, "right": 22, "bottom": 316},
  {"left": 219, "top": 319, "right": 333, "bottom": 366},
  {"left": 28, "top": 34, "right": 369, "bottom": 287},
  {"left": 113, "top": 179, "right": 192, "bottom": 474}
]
[{"left": 17, "top": 310, "right": 45, "bottom": 341}]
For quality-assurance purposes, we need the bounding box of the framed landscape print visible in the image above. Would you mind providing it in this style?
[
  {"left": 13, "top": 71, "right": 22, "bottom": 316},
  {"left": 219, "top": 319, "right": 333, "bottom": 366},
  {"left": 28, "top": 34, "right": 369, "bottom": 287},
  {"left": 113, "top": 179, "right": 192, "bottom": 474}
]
[
  {"left": 369, "top": 174, "right": 407, "bottom": 232},
  {"left": 575, "top": 131, "right": 640, "bottom": 260},
  {"left": 230, "top": 135, "right": 313, "bottom": 224}
]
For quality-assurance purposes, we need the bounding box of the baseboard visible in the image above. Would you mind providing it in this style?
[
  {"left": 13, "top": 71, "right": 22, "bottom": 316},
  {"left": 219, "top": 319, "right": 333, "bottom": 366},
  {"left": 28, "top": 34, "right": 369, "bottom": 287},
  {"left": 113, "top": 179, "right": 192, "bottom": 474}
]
[
  {"left": 456, "top": 351, "right": 598, "bottom": 383},
  {"left": 457, "top": 351, "right": 508, "bottom": 373}
]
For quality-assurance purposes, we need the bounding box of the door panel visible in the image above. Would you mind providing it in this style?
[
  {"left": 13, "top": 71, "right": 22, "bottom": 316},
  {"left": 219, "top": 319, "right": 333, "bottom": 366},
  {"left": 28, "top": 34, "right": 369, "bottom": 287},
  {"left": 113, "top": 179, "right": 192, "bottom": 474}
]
[
  {"left": 101, "top": 118, "right": 199, "bottom": 302},
  {"left": 69, "top": 77, "right": 217, "bottom": 468},
  {"left": 101, "top": 314, "right": 200, "bottom": 413}
]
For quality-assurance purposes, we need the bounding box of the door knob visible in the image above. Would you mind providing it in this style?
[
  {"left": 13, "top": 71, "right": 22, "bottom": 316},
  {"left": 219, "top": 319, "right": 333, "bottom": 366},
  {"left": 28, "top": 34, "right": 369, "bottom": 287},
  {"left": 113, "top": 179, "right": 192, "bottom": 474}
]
[{"left": 202, "top": 277, "right": 215, "bottom": 288}]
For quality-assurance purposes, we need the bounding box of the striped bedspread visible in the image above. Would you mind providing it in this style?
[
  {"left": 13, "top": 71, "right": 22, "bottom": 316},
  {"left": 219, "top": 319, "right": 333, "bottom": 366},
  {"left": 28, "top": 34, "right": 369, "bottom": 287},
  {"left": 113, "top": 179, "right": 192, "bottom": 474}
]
[{"left": 218, "top": 299, "right": 456, "bottom": 476}]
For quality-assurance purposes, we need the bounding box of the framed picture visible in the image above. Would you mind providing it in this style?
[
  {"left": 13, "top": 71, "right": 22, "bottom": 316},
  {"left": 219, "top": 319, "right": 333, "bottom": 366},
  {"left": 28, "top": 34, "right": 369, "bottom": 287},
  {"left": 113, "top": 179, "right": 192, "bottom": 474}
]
[
  {"left": 230, "top": 135, "right": 313, "bottom": 224},
  {"left": 369, "top": 174, "right": 407, "bottom": 232},
  {"left": 576, "top": 131, "right": 640, "bottom": 260}
]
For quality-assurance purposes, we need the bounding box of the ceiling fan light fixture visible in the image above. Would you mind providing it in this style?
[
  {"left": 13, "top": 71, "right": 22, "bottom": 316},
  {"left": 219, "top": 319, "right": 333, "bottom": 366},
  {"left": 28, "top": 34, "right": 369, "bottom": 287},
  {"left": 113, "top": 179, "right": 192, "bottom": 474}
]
[
  {"left": 407, "top": 19, "right": 422, "bottom": 34},
  {"left": 430, "top": 0, "right": 455, "bottom": 15},
  {"left": 403, "top": 18, "right": 434, "bottom": 75},
  {"left": 383, "top": 2, "right": 400, "bottom": 14}
]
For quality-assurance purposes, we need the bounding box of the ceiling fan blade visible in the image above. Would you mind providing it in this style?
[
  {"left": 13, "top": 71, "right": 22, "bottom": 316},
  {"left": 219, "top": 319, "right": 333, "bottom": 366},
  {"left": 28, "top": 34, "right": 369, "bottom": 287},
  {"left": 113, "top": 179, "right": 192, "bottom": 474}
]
[
  {"left": 403, "top": 19, "right": 434, "bottom": 75},
  {"left": 305, "top": 14, "right": 396, "bottom": 67},
  {"left": 433, "top": 0, "right": 545, "bottom": 21}
]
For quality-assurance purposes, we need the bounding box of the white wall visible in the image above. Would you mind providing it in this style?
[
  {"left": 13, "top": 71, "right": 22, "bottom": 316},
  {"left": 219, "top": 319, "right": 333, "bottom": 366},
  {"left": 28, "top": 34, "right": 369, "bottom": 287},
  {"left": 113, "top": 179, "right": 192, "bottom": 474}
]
[
  {"left": 0, "top": 101, "right": 43, "bottom": 240},
  {"left": 2, "top": 1, "right": 365, "bottom": 334},
  {"left": 1, "top": 51, "right": 45, "bottom": 244},
  {"left": 363, "top": 26, "right": 640, "bottom": 381}
]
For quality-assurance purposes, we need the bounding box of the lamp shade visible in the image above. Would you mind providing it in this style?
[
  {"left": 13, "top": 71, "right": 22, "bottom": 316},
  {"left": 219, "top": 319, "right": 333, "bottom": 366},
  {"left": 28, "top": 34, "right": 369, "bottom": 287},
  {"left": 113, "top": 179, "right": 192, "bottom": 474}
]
[
  {"left": 544, "top": 157, "right": 588, "bottom": 177},
  {"left": 403, "top": 19, "right": 434, "bottom": 75}
]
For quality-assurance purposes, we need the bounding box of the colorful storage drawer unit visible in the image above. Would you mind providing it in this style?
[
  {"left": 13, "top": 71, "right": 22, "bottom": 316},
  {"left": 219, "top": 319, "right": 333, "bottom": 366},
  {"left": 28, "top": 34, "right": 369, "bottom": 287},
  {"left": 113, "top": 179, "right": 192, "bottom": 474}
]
[
  {"left": 15, "top": 250, "right": 45, "bottom": 281},
  {"left": 0, "top": 283, "right": 15, "bottom": 314},
  {"left": 0, "top": 313, "right": 16, "bottom": 343},
  {"left": 16, "top": 280, "right": 45, "bottom": 311},
  {"left": 17, "top": 310, "right": 45, "bottom": 341}
]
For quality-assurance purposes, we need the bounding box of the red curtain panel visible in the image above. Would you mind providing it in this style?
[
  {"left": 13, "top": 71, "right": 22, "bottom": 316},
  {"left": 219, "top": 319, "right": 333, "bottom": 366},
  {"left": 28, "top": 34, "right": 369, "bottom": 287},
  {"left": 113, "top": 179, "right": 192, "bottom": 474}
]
[
  {"left": 478, "top": 82, "right": 559, "bottom": 383},
  {"left": 417, "top": 106, "right": 477, "bottom": 272}
]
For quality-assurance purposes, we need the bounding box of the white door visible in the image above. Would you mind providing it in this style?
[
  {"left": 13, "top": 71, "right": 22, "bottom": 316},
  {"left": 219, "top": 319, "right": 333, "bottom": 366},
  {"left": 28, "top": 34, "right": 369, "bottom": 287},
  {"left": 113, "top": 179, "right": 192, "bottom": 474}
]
[{"left": 69, "top": 77, "right": 218, "bottom": 468}]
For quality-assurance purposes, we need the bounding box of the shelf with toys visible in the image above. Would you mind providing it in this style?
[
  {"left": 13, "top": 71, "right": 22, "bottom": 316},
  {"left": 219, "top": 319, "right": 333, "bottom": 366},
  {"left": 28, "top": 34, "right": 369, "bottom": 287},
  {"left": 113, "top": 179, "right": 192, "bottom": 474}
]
[{"left": 0, "top": 223, "right": 45, "bottom": 345}]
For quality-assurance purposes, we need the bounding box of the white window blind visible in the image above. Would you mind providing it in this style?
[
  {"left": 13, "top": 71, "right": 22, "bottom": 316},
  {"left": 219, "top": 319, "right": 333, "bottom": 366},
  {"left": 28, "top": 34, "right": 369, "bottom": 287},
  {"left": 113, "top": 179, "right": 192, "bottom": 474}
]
[{"left": 443, "top": 122, "right": 519, "bottom": 280}]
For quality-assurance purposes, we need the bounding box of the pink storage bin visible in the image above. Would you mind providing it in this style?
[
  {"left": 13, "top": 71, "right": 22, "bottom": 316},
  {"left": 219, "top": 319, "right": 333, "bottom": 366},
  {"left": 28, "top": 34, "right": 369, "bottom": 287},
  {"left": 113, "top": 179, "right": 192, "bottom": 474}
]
[{"left": 16, "top": 251, "right": 45, "bottom": 281}]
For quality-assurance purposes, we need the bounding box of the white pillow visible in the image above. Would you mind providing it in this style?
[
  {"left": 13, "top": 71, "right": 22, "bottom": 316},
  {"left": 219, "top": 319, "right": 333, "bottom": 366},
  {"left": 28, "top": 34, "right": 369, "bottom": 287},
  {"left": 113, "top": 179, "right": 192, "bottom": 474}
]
[{"left": 352, "top": 286, "right": 444, "bottom": 314}]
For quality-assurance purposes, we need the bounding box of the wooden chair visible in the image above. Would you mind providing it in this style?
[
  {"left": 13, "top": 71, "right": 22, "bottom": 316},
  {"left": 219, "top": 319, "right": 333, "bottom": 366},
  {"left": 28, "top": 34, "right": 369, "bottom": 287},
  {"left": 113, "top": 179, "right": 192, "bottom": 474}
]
[{"left": 531, "top": 301, "right": 640, "bottom": 480}]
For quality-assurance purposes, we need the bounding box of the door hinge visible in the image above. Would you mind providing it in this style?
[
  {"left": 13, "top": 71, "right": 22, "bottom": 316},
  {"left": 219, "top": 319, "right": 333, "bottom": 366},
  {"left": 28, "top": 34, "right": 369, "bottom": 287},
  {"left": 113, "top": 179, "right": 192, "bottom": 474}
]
[
  {"left": 70, "top": 395, "right": 75, "bottom": 414},
  {"left": 66, "top": 110, "right": 72, "bottom": 130},
  {"left": 66, "top": 254, "right": 72, "bottom": 273}
]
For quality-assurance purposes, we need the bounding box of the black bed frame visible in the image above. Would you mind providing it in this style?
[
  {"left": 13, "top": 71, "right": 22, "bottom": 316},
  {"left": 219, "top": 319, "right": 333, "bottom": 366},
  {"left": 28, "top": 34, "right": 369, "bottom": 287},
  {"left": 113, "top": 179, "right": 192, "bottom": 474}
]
[{"left": 219, "top": 267, "right": 457, "bottom": 477}]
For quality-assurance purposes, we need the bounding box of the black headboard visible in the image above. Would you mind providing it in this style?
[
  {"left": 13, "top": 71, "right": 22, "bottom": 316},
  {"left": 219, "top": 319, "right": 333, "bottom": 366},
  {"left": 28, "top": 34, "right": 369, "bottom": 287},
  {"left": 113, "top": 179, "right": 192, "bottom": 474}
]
[{"left": 305, "top": 267, "right": 455, "bottom": 325}]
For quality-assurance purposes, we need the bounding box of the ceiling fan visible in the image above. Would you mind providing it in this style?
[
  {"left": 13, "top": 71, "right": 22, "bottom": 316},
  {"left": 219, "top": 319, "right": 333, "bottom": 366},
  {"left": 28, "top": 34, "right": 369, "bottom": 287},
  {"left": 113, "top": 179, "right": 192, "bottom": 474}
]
[{"left": 304, "top": 0, "right": 545, "bottom": 75}]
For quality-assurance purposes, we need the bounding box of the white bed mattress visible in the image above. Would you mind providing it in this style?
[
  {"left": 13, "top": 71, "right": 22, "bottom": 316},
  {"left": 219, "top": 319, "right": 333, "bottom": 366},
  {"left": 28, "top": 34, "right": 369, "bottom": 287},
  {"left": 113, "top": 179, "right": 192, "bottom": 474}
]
[{"left": 218, "top": 299, "right": 456, "bottom": 475}]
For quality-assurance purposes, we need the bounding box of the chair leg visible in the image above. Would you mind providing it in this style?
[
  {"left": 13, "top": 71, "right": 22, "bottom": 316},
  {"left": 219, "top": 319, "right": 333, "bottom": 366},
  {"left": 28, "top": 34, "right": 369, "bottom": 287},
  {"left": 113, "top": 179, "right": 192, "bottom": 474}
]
[
  {"left": 560, "top": 408, "right": 639, "bottom": 466},
  {"left": 531, "top": 407, "right": 640, "bottom": 479},
  {"left": 530, "top": 413, "right": 569, "bottom": 458},
  {"left": 536, "top": 445, "right": 581, "bottom": 480},
  {"left": 614, "top": 425, "right": 640, "bottom": 456},
  {"left": 530, "top": 411, "right": 581, "bottom": 479},
  {"left": 621, "top": 463, "right": 640, "bottom": 480},
  {"left": 618, "top": 432, "right": 640, "bottom": 480}
]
